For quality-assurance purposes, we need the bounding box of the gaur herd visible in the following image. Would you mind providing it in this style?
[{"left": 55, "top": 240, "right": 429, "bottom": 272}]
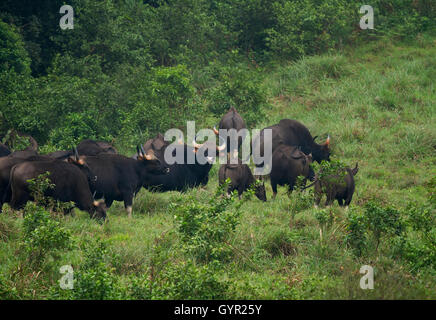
[{"left": 0, "top": 108, "right": 358, "bottom": 220}]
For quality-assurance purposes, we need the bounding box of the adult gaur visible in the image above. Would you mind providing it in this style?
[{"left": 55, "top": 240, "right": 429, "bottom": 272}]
[
  {"left": 132, "top": 133, "right": 170, "bottom": 160},
  {"left": 0, "top": 149, "right": 97, "bottom": 212},
  {"left": 218, "top": 160, "right": 266, "bottom": 201},
  {"left": 214, "top": 106, "right": 247, "bottom": 154},
  {"left": 0, "top": 154, "right": 53, "bottom": 212},
  {"left": 251, "top": 119, "right": 330, "bottom": 172},
  {"left": 140, "top": 135, "right": 226, "bottom": 192},
  {"left": 47, "top": 139, "right": 118, "bottom": 160},
  {"left": 77, "top": 139, "right": 117, "bottom": 156},
  {"left": 270, "top": 144, "right": 313, "bottom": 198},
  {"left": 314, "top": 163, "right": 358, "bottom": 207},
  {"left": 79, "top": 147, "right": 167, "bottom": 218},
  {"left": 9, "top": 159, "right": 106, "bottom": 220}
]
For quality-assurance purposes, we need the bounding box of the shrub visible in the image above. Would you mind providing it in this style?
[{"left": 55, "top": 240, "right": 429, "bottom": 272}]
[
  {"left": 61, "top": 239, "right": 126, "bottom": 300},
  {"left": 267, "top": 0, "right": 355, "bottom": 59},
  {"left": 364, "top": 201, "right": 404, "bottom": 250},
  {"left": 22, "top": 203, "right": 73, "bottom": 267},
  {"left": 172, "top": 182, "right": 242, "bottom": 263},
  {"left": 204, "top": 63, "right": 267, "bottom": 126},
  {"left": 344, "top": 208, "right": 368, "bottom": 257}
]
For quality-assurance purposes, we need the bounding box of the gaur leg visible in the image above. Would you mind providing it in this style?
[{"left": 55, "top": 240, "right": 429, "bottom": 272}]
[
  {"left": 10, "top": 189, "right": 30, "bottom": 211},
  {"left": 123, "top": 193, "right": 134, "bottom": 218},
  {"left": 325, "top": 192, "right": 335, "bottom": 206},
  {"left": 105, "top": 199, "right": 114, "bottom": 208},
  {"left": 314, "top": 191, "right": 322, "bottom": 207},
  {"left": 337, "top": 198, "right": 344, "bottom": 206},
  {"left": 237, "top": 186, "right": 244, "bottom": 200},
  {"left": 344, "top": 194, "right": 353, "bottom": 206},
  {"left": 271, "top": 180, "right": 278, "bottom": 199}
]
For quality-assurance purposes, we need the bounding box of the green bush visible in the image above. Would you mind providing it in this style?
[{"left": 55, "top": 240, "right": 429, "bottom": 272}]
[
  {"left": 364, "top": 201, "right": 404, "bottom": 250},
  {"left": 204, "top": 63, "right": 267, "bottom": 126},
  {"left": 344, "top": 208, "right": 368, "bottom": 257},
  {"left": 267, "top": 0, "right": 355, "bottom": 59},
  {"left": 0, "top": 20, "right": 31, "bottom": 75},
  {"left": 63, "top": 239, "right": 126, "bottom": 300},
  {"left": 173, "top": 182, "right": 242, "bottom": 263},
  {"left": 22, "top": 203, "right": 73, "bottom": 267}
]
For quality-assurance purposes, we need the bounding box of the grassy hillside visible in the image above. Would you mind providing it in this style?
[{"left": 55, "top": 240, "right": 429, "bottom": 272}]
[{"left": 0, "top": 36, "right": 435, "bottom": 299}]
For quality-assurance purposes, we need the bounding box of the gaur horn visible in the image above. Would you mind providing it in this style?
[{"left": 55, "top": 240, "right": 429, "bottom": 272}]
[
  {"left": 136, "top": 145, "right": 141, "bottom": 156},
  {"left": 140, "top": 145, "right": 146, "bottom": 156},
  {"left": 192, "top": 139, "right": 203, "bottom": 149},
  {"left": 325, "top": 135, "right": 330, "bottom": 146},
  {"left": 74, "top": 147, "right": 79, "bottom": 160},
  {"left": 217, "top": 136, "right": 226, "bottom": 151},
  {"left": 213, "top": 126, "right": 219, "bottom": 135}
]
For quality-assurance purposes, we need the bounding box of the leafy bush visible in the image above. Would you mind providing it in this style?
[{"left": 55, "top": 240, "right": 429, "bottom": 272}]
[
  {"left": 204, "top": 63, "right": 268, "bottom": 126},
  {"left": 62, "top": 239, "right": 126, "bottom": 300},
  {"left": 0, "top": 20, "right": 31, "bottom": 75},
  {"left": 267, "top": 0, "right": 355, "bottom": 59},
  {"left": 364, "top": 201, "right": 404, "bottom": 250},
  {"left": 172, "top": 182, "right": 242, "bottom": 263},
  {"left": 344, "top": 208, "right": 368, "bottom": 257},
  {"left": 22, "top": 203, "right": 72, "bottom": 267}
]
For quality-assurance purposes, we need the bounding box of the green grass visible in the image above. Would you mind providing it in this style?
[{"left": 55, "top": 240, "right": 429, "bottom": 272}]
[{"left": 0, "top": 36, "right": 435, "bottom": 299}]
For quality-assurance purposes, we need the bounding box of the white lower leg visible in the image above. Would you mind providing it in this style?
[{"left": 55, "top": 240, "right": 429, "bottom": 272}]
[{"left": 126, "top": 205, "right": 132, "bottom": 218}]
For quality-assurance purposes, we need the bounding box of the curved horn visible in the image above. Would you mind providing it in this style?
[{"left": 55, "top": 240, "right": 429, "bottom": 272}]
[
  {"left": 192, "top": 139, "right": 203, "bottom": 150},
  {"left": 213, "top": 126, "right": 219, "bottom": 135},
  {"left": 325, "top": 135, "right": 330, "bottom": 146},
  {"left": 140, "top": 145, "right": 146, "bottom": 156},
  {"left": 217, "top": 136, "right": 226, "bottom": 151},
  {"left": 74, "top": 147, "right": 79, "bottom": 160}
]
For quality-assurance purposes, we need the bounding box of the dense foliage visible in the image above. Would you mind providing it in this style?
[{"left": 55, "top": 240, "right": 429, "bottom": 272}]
[{"left": 1, "top": 0, "right": 434, "bottom": 151}]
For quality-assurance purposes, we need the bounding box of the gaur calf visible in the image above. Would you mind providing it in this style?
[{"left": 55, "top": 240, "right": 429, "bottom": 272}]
[
  {"left": 314, "top": 163, "right": 358, "bottom": 207},
  {"left": 270, "top": 145, "right": 313, "bottom": 198},
  {"left": 218, "top": 161, "right": 266, "bottom": 201}
]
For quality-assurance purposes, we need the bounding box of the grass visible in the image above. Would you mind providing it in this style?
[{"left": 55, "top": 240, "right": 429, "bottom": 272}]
[{"left": 0, "top": 35, "right": 435, "bottom": 299}]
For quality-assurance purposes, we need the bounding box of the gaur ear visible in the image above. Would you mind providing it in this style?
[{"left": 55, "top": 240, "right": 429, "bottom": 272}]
[
  {"left": 68, "top": 154, "right": 85, "bottom": 165},
  {"left": 352, "top": 163, "right": 359, "bottom": 176}
]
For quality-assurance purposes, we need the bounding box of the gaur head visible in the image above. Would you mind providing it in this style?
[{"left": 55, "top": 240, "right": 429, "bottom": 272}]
[
  {"left": 136, "top": 146, "right": 168, "bottom": 174},
  {"left": 67, "top": 147, "right": 98, "bottom": 188},
  {"left": 91, "top": 199, "right": 107, "bottom": 220},
  {"left": 254, "top": 180, "right": 267, "bottom": 202},
  {"left": 312, "top": 136, "right": 331, "bottom": 163},
  {"left": 301, "top": 152, "right": 314, "bottom": 179},
  {"left": 192, "top": 136, "right": 227, "bottom": 162},
  {"left": 351, "top": 163, "right": 359, "bottom": 176}
]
